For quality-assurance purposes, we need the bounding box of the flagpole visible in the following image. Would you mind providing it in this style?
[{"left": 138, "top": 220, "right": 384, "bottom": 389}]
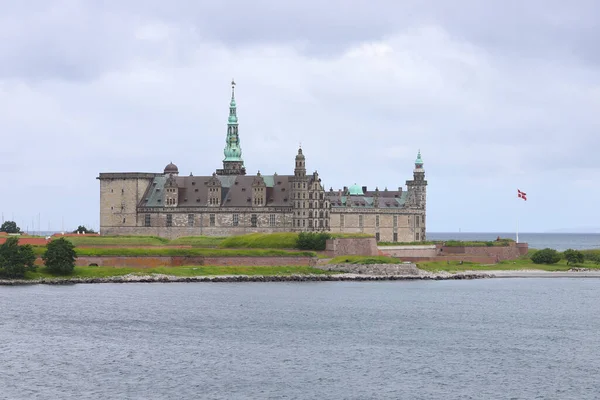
[{"left": 516, "top": 218, "right": 519, "bottom": 244}]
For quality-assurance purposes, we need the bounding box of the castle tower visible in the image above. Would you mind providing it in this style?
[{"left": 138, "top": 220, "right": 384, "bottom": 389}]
[
  {"left": 207, "top": 173, "right": 222, "bottom": 207},
  {"left": 406, "top": 150, "right": 427, "bottom": 207},
  {"left": 405, "top": 150, "right": 427, "bottom": 240},
  {"left": 291, "top": 147, "right": 309, "bottom": 231},
  {"left": 164, "top": 173, "right": 179, "bottom": 207},
  {"left": 217, "top": 80, "right": 246, "bottom": 176},
  {"left": 252, "top": 171, "right": 266, "bottom": 207}
]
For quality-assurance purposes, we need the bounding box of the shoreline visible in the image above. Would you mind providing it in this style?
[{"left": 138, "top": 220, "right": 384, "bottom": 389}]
[{"left": 2, "top": 269, "right": 600, "bottom": 285}]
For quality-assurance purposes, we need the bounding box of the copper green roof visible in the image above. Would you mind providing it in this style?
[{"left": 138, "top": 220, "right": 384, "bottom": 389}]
[
  {"left": 348, "top": 183, "right": 364, "bottom": 195},
  {"left": 415, "top": 150, "right": 423, "bottom": 166}
]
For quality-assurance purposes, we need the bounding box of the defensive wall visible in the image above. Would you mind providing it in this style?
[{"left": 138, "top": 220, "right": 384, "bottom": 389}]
[
  {"left": 34, "top": 256, "right": 317, "bottom": 268},
  {"left": 379, "top": 242, "right": 529, "bottom": 263},
  {"left": 325, "top": 237, "right": 379, "bottom": 257}
]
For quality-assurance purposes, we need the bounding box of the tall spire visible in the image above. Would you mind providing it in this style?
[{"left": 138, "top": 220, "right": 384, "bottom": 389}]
[
  {"left": 228, "top": 79, "right": 237, "bottom": 123},
  {"left": 217, "top": 79, "right": 246, "bottom": 176}
]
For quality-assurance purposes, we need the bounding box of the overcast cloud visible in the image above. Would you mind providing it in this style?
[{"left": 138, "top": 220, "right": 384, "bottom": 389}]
[{"left": 1, "top": 0, "right": 599, "bottom": 233}]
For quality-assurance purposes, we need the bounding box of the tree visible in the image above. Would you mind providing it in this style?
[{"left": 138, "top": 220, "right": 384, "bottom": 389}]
[
  {"left": 530, "top": 248, "right": 561, "bottom": 264},
  {"left": 296, "top": 232, "right": 331, "bottom": 250},
  {"left": 72, "top": 225, "right": 95, "bottom": 234},
  {"left": 0, "top": 221, "right": 21, "bottom": 234},
  {"left": 563, "top": 249, "right": 585, "bottom": 265},
  {"left": 43, "top": 238, "right": 77, "bottom": 275},
  {"left": 0, "top": 237, "right": 36, "bottom": 278}
]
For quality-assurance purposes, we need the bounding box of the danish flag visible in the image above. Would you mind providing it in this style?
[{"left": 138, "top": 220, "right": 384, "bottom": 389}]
[{"left": 518, "top": 189, "right": 527, "bottom": 201}]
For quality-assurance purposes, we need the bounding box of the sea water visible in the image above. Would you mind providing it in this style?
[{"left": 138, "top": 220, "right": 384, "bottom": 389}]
[
  {"left": 428, "top": 232, "right": 600, "bottom": 251},
  {"left": 1, "top": 280, "right": 599, "bottom": 399}
]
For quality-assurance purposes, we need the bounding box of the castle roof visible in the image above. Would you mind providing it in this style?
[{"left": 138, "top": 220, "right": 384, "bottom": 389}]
[
  {"left": 164, "top": 162, "right": 179, "bottom": 174},
  {"left": 140, "top": 174, "right": 296, "bottom": 208}
]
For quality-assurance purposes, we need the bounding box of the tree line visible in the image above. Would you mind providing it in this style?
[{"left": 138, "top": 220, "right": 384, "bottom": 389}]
[
  {"left": 0, "top": 237, "right": 77, "bottom": 279},
  {"left": 1, "top": 220, "right": 95, "bottom": 234}
]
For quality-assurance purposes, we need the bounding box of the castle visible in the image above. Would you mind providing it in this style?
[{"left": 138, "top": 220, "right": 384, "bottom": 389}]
[{"left": 98, "top": 81, "right": 427, "bottom": 241}]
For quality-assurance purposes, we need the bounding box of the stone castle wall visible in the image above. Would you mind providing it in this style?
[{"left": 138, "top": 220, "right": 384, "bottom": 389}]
[
  {"left": 329, "top": 210, "right": 426, "bottom": 242},
  {"left": 379, "top": 242, "right": 529, "bottom": 263},
  {"left": 99, "top": 176, "right": 426, "bottom": 242},
  {"left": 325, "top": 238, "right": 379, "bottom": 257},
  {"left": 99, "top": 175, "right": 154, "bottom": 229}
]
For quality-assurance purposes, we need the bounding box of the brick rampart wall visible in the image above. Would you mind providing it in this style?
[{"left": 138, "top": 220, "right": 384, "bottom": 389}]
[
  {"left": 379, "top": 242, "right": 529, "bottom": 263},
  {"left": 35, "top": 256, "right": 315, "bottom": 268},
  {"left": 0, "top": 237, "right": 49, "bottom": 246},
  {"left": 377, "top": 245, "right": 437, "bottom": 258}
]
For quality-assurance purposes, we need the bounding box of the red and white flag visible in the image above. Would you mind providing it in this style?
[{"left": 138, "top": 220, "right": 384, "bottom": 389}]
[{"left": 518, "top": 189, "right": 527, "bottom": 201}]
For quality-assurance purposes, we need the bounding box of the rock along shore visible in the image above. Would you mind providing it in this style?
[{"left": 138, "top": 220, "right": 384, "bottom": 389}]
[{"left": 0, "top": 271, "right": 491, "bottom": 286}]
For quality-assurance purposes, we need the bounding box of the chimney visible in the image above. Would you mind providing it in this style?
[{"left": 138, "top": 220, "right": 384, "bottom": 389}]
[{"left": 362, "top": 186, "right": 367, "bottom": 193}]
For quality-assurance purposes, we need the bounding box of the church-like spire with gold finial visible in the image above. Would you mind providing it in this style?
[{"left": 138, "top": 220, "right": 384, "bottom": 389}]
[{"left": 217, "top": 79, "right": 246, "bottom": 175}]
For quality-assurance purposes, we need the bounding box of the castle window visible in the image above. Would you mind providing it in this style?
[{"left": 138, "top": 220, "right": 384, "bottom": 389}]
[
  {"left": 251, "top": 214, "right": 257, "bottom": 227},
  {"left": 422, "top": 215, "right": 425, "bottom": 224},
  {"left": 376, "top": 215, "right": 380, "bottom": 227},
  {"left": 393, "top": 233, "right": 398, "bottom": 242},
  {"left": 319, "top": 219, "right": 323, "bottom": 228},
  {"left": 325, "top": 220, "right": 328, "bottom": 228},
  {"left": 359, "top": 215, "right": 364, "bottom": 228},
  {"left": 416, "top": 217, "right": 420, "bottom": 227},
  {"left": 188, "top": 214, "right": 194, "bottom": 227},
  {"left": 166, "top": 214, "right": 173, "bottom": 227},
  {"left": 269, "top": 214, "right": 276, "bottom": 227},
  {"left": 308, "top": 219, "right": 313, "bottom": 228},
  {"left": 319, "top": 211, "right": 323, "bottom": 218},
  {"left": 340, "top": 214, "right": 345, "bottom": 228},
  {"left": 144, "top": 214, "right": 151, "bottom": 227},
  {"left": 233, "top": 214, "right": 239, "bottom": 226},
  {"left": 302, "top": 220, "right": 305, "bottom": 227},
  {"left": 416, "top": 232, "right": 420, "bottom": 241},
  {"left": 309, "top": 193, "right": 312, "bottom": 200},
  {"left": 122, "top": 218, "right": 126, "bottom": 224},
  {"left": 376, "top": 233, "right": 380, "bottom": 242},
  {"left": 393, "top": 215, "right": 398, "bottom": 227},
  {"left": 210, "top": 214, "right": 215, "bottom": 226}
]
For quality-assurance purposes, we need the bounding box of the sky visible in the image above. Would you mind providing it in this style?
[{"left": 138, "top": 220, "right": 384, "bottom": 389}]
[{"left": 1, "top": 0, "right": 599, "bottom": 233}]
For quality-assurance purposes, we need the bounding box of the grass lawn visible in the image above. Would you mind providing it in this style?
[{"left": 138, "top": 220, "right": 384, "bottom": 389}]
[
  {"left": 417, "top": 258, "right": 600, "bottom": 273},
  {"left": 64, "top": 235, "right": 169, "bottom": 246},
  {"left": 170, "top": 236, "right": 227, "bottom": 247},
  {"left": 24, "top": 265, "right": 337, "bottom": 280},
  {"left": 219, "top": 232, "right": 299, "bottom": 249}
]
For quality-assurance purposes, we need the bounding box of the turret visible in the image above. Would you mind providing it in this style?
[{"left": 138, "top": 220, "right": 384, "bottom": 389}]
[
  {"left": 406, "top": 150, "right": 427, "bottom": 241},
  {"left": 252, "top": 171, "right": 266, "bottom": 207},
  {"left": 294, "top": 147, "right": 306, "bottom": 178},
  {"left": 406, "top": 150, "right": 427, "bottom": 208},
  {"left": 217, "top": 79, "right": 246, "bottom": 176},
  {"left": 292, "top": 146, "right": 309, "bottom": 231},
  {"left": 207, "top": 173, "right": 222, "bottom": 207},
  {"left": 164, "top": 173, "right": 178, "bottom": 207}
]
